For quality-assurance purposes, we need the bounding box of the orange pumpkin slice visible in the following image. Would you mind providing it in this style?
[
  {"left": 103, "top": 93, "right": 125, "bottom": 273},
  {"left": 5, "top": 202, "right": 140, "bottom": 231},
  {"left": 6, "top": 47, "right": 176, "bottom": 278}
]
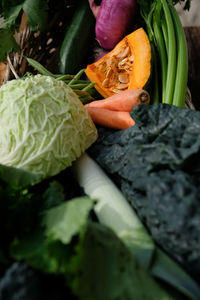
[{"left": 85, "top": 28, "right": 151, "bottom": 98}]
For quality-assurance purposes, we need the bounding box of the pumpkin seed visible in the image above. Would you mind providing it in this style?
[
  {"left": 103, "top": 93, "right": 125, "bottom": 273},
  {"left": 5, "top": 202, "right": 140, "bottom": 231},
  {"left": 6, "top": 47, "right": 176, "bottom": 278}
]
[
  {"left": 118, "top": 73, "right": 129, "bottom": 83},
  {"left": 118, "top": 58, "right": 128, "bottom": 68},
  {"left": 129, "top": 55, "right": 134, "bottom": 63},
  {"left": 117, "top": 46, "right": 130, "bottom": 59},
  {"left": 117, "top": 83, "right": 129, "bottom": 90},
  {"left": 102, "top": 78, "right": 110, "bottom": 88}
]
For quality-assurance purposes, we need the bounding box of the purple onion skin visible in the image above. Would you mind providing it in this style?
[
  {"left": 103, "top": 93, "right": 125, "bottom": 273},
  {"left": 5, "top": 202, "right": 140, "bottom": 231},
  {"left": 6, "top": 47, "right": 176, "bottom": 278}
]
[
  {"left": 94, "top": 49, "right": 109, "bottom": 61},
  {"left": 95, "top": 0, "right": 138, "bottom": 50}
]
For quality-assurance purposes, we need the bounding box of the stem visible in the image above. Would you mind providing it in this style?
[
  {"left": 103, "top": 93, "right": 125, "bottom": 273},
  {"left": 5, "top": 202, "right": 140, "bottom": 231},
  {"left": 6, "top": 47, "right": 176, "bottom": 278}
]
[
  {"left": 82, "top": 81, "right": 95, "bottom": 92},
  {"left": 25, "top": 57, "right": 55, "bottom": 77},
  {"left": 161, "top": 0, "right": 176, "bottom": 105},
  {"left": 73, "top": 153, "right": 147, "bottom": 235},
  {"left": 153, "top": 4, "right": 167, "bottom": 102},
  {"left": 168, "top": 0, "right": 188, "bottom": 107},
  {"left": 56, "top": 74, "right": 74, "bottom": 81},
  {"left": 161, "top": 17, "right": 168, "bottom": 56},
  {"left": 68, "top": 69, "right": 85, "bottom": 86},
  {"left": 69, "top": 83, "right": 89, "bottom": 89},
  {"left": 73, "top": 90, "right": 94, "bottom": 104},
  {"left": 7, "top": 55, "right": 19, "bottom": 79},
  {"left": 140, "top": 2, "right": 160, "bottom": 103},
  {"left": 151, "top": 43, "right": 160, "bottom": 103}
]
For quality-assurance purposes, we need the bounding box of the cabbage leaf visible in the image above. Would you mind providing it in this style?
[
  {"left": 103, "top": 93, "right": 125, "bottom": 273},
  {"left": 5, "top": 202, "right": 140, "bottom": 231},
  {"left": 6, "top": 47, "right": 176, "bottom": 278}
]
[{"left": 0, "top": 75, "right": 97, "bottom": 178}]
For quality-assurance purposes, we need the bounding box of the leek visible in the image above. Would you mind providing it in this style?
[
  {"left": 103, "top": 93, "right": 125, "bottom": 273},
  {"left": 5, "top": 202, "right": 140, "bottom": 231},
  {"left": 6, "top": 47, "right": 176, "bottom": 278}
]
[{"left": 73, "top": 153, "right": 200, "bottom": 300}]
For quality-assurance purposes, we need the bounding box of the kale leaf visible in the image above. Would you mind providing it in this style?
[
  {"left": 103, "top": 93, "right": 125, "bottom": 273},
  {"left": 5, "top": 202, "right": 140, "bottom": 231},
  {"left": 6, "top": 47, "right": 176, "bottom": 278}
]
[{"left": 89, "top": 103, "right": 200, "bottom": 282}]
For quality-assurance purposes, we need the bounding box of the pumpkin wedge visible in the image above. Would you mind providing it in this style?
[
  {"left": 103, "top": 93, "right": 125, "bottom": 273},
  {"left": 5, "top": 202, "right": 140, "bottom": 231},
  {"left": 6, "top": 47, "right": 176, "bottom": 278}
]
[{"left": 85, "top": 28, "right": 151, "bottom": 98}]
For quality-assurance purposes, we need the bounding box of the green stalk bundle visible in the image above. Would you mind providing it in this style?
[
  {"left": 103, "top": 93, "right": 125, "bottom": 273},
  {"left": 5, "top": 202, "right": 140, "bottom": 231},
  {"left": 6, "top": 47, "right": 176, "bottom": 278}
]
[{"left": 139, "top": 0, "right": 188, "bottom": 107}]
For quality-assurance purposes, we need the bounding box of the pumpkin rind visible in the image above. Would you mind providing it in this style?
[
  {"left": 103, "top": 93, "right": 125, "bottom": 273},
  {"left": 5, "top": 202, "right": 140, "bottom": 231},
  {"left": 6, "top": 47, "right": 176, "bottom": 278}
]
[{"left": 85, "top": 28, "right": 151, "bottom": 98}]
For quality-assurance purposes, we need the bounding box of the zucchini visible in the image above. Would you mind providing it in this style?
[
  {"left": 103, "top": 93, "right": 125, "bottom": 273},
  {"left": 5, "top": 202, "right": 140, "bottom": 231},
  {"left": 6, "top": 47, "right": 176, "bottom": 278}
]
[{"left": 58, "top": 0, "right": 95, "bottom": 74}]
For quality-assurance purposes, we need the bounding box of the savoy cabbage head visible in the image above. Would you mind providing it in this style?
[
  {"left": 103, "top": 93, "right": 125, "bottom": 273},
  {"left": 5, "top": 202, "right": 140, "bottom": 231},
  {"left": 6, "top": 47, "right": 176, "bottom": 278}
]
[{"left": 0, "top": 75, "right": 97, "bottom": 178}]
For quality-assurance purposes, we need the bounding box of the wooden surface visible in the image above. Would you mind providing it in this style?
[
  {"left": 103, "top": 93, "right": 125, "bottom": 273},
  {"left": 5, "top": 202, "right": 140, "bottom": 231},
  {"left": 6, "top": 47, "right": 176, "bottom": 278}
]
[{"left": 184, "top": 26, "right": 200, "bottom": 110}]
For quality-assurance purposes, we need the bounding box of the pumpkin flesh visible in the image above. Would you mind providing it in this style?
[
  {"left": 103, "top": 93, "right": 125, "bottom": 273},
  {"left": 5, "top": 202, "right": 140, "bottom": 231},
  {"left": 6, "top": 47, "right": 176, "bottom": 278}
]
[{"left": 85, "top": 28, "right": 151, "bottom": 98}]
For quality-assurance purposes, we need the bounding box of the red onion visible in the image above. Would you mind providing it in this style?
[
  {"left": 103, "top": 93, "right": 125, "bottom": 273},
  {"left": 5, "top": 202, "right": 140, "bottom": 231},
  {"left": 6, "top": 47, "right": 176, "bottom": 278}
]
[{"left": 89, "top": 0, "right": 138, "bottom": 50}]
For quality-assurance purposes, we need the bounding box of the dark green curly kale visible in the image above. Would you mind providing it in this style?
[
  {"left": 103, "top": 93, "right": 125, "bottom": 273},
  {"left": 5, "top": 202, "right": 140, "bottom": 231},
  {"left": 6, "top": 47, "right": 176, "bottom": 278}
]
[{"left": 89, "top": 103, "right": 200, "bottom": 282}]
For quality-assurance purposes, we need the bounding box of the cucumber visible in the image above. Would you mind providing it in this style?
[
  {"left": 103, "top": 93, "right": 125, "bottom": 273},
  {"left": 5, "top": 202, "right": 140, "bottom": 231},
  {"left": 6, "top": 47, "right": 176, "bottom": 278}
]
[{"left": 58, "top": 0, "right": 95, "bottom": 74}]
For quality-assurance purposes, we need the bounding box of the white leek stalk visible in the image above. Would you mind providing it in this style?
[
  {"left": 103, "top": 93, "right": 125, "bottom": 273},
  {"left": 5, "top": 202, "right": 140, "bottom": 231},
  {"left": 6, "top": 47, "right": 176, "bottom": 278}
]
[
  {"left": 73, "top": 152, "right": 154, "bottom": 268},
  {"left": 73, "top": 152, "right": 146, "bottom": 236}
]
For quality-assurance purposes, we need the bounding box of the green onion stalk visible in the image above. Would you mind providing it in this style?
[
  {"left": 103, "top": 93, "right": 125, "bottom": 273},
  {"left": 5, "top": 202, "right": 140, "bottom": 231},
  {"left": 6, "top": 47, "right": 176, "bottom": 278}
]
[{"left": 138, "top": 0, "right": 188, "bottom": 107}]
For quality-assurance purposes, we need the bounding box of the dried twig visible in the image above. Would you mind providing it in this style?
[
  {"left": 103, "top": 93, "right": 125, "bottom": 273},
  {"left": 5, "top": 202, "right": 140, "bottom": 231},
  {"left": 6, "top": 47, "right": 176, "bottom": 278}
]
[
  {"left": 185, "top": 87, "right": 194, "bottom": 109},
  {"left": 7, "top": 55, "right": 19, "bottom": 79}
]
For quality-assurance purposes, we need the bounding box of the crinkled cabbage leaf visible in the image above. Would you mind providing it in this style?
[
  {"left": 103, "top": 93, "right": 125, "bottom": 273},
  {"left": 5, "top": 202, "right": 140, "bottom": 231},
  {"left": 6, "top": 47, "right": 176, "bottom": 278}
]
[{"left": 0, "top": 75, "right": 97, "bottom": 178}]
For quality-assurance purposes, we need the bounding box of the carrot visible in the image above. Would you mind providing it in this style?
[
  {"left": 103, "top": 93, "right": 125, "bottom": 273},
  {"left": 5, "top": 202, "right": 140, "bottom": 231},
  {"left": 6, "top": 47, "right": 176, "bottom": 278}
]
[
  {"left": 86, "top": 107, "right": 135, "bottom": 130},
  {"left": 85, "top": 89, "right": 150, "bottom": 112}
]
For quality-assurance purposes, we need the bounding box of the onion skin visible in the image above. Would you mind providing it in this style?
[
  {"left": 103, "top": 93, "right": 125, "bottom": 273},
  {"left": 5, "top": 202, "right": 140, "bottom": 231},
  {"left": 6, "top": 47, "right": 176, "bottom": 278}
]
[
  {"left": 95, "top": 0, "right": 138, "bottom": 50},
  {"left": 94, "top": 47, "right": 109, "bottom": 61},
  {"left": 88, "top": 0, "right": 100, "bottom": 18}
]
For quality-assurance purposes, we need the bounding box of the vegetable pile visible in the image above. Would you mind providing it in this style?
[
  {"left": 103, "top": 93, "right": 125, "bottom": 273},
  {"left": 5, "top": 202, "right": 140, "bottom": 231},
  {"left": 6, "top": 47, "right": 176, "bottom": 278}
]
[{"left": 1, "top": 0, "right": 200, "bottom": 300}]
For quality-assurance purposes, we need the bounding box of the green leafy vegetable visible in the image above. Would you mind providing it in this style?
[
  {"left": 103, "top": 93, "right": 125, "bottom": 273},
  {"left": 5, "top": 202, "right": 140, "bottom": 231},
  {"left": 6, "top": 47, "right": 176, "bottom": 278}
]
[
  {"left": 0, "top": 28, "right": 19, "bottom": 61},
  {"left": 69, "top": 221, "right": 174, "bottom": 300},
  {"left": 11, "top": 195, "right": 95, "bottom": 274},
  {"left": 44, "top": 197, "right": 95, "bottom": 244},
  {"left": 0, "top": 0, "right": 49, "bottom": 61},
  {"left": 1, "top": 0, "right": 48, "bottom": 30},
  {"left": 22, "top": 0, "right": 48, "bottom": 31},
  {"left": 0, "top": 74, "right": 97, "bottom": 178},
  {"left": 89, "top": 103, "right": 200, "bottom": 284}
]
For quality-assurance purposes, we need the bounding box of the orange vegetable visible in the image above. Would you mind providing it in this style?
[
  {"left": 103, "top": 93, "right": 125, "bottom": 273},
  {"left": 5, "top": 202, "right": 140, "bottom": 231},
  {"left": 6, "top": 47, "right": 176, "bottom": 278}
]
[
  {"left": 85, "top": 27, "right": 151, "bottom": 98},
  {"left": 85, "top": 89, "right": 150, "bottom": 112},
  {"left": 86, "top": 107, "right": 135, "bottom": 130}
]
